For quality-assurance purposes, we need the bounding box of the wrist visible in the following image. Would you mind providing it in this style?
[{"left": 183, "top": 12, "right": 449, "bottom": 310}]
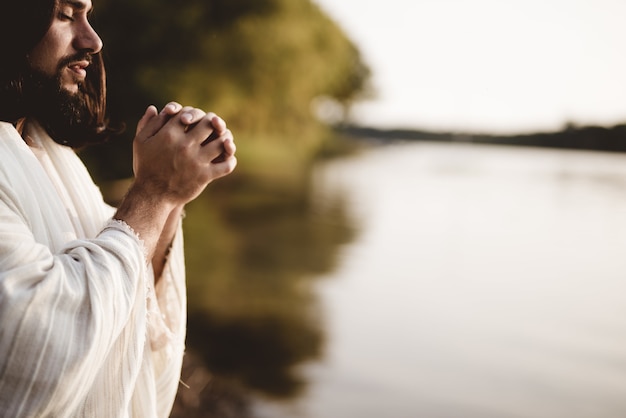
[{"left": 114, "top": 182, "right": 178, "bottom": 259}]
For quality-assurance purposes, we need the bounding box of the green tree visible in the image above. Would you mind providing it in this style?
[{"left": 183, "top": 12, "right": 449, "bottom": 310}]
[{"left": 84, "top": 0, "right": 370, "bottom": 183}]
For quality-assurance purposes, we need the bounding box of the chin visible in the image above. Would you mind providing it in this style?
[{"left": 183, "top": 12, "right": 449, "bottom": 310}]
[
  {"left": 61, "top": 84, "right": 81, "bottom": 95},
  {"left": 59, "top": 74, "right": 82, "bottom": 94}
]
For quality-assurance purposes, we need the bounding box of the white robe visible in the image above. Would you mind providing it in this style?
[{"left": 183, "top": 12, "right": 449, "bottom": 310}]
[{"left": 0, "top": 120, "right": 187, "bottom": 418}]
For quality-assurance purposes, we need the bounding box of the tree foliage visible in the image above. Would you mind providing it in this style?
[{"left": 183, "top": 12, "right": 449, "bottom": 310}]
[{"left": 84, "top": 0, "right": 370, "bottom": 181}]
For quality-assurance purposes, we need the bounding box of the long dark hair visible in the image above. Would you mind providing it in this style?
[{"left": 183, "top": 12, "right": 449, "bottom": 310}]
[{"left": 0, "top": 0, "right": 116, "bottom": 147}]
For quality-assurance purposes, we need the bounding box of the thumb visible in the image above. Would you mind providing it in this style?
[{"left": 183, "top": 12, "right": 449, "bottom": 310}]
[{"left": 135, "top": 105, "right": 158, "bottom": 136}]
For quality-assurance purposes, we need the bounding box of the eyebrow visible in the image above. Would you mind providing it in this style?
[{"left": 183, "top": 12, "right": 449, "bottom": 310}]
[{"left": 59, "top": 0, "right": 92, "bottom": 12}]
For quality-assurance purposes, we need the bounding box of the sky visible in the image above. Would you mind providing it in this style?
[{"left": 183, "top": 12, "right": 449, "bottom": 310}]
[{"left": 312, "top": 0, "right": 626, "bottom": 134}]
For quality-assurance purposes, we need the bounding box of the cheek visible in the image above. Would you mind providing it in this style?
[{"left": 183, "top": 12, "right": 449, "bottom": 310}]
[{"left": 28, "top": 27, "right": 71, "bottom": 75}]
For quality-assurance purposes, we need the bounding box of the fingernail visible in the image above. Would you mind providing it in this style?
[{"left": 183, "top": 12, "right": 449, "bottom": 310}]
[
  {"left": 160, "top": 105, "right": 172, "bottom": 114},
  {"left": 181, "top": 112, "right": 193, "bottom": 123}
]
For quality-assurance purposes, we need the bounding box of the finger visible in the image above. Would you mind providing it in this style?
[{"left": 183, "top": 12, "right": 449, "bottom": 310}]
[
  {"left": 214, "top": 130, "right": 235, "bottom": 155},
  {"left": 137, "top": 103, "right": 184, "bottom": 140},
  {"left": 210, "top": 115, "right": 226, "bottom": 132},
  {"left": 223, "top": 137, "right": 236, "bottom": 156},
  {"left": 205, "top": 134, "right": 235, "bottom": 164},
  {"left": 201, "top": 126, "right": 232, "bottom": 147},
  {"left": 183, "top": 112, "right": 222, "bottom": 145},
  {"left": 180, "top": 107, "right": 209, "bottom": 126},
  {"left": 197, "top": 114, "right": 226, "bottom": 145},
  {"left": 211, "top": 148, "right": 235, "bottom": 164},
  {"left": 159, "top": 101, "right": 182, "bottom": 116},
  {"left": 200, "top": 129, "right": 220, "bottom": 147},
  {"left": 200, "top": 135, "right": 228, "bottom": 161},
  {"left": 211, "top": 155, "right": 238, "bottom": 177},
  {"left": 135, "top": 105, "right": 158, "bottom": 136}
]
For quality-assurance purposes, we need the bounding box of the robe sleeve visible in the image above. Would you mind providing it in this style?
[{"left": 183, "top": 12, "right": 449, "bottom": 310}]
[
  {"left": 148, "top": 220, "right": 187, "bottom": 417},
  {"left": 0, "top": 184, "right": 150, "bottom": 417}
]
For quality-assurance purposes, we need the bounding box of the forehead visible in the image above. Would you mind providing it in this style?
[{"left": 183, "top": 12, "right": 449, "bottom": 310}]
[{"left": 57, "top": 0, "right": 93, "bottom": 11}]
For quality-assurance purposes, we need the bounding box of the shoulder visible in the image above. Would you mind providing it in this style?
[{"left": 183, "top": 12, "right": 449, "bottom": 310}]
[{"left": 0, "top": 122, "right": 40, "bottom": 178}]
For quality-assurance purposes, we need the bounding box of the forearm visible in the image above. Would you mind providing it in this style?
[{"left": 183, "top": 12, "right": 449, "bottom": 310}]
[
  {"left": 0, "top": 212, "right": 150, "bottom": 416},
  {"left": 152, "top": 204, "right": 184, "bottom": 281},
  {"left": 113, "top": 183, "right": 177, "bottom": 262}
]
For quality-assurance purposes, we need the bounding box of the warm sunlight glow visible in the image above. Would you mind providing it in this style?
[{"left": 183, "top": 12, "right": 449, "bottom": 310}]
[{"left": 313, "top": 0, "right": 626, "bottom": 134}]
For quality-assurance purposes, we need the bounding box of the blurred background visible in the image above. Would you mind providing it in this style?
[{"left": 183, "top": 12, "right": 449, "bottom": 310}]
[{"left": 83, "top": 1, "right": 626, "bottom": 417}]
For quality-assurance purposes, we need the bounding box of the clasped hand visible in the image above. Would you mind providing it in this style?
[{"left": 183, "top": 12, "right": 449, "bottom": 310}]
[{"left": 132, "top": 101, "right": 237, "bottom": 205}]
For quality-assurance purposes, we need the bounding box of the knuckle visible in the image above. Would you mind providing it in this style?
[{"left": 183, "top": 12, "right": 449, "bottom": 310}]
[
  {"left": 179, "top": 140, "right": 195, "bottom": 156},
  {"left": 192, "top": 108, "right": 206, "bottom": 119}
]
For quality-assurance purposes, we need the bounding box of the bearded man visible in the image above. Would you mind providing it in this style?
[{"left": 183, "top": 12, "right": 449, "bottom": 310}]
[{"left": 0, "top": 0, "right": 237, "bottom": 417}]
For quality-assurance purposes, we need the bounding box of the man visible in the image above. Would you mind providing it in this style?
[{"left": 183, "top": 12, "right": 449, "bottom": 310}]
[{"left": 0, "top": 0, "right": 236, "bottom": 416}]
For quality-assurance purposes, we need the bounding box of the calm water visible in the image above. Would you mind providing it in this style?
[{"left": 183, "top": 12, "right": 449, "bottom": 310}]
[{"left": 252, "top": 141, "right": 626, "bottom": 418}]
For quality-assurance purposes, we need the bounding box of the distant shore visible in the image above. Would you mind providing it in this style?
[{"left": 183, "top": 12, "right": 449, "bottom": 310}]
[{"left": 336, "top": 123, "right": 626, "bottom": 153}]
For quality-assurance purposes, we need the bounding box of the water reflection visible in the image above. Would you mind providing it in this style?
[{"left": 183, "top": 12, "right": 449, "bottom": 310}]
[
  {"left": 258, "top": 142, "right": 626, "bottom": 418},
  {"left": 186, "top": 312, "right": 321, "bottom": 397},
  {"left": 174, "top": 141, "right": 626, "bottom": 418},
  {"left": 172, "top": 167, "right": 358, "bottom": 416}
]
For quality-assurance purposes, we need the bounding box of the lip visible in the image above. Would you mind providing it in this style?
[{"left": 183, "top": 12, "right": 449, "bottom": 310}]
[{"left": 67, "top": 60, "right": 89, "bottom": 78}]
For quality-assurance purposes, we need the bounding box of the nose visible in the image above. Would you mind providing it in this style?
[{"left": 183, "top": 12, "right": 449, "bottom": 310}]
[{"left": 73, "top": 20, "right": 103, "bottom": 54}]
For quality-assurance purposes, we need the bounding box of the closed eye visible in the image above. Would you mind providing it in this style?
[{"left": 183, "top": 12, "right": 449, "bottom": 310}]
[{"left": 59, "top": 12, "right": 75, "bottom": 21}]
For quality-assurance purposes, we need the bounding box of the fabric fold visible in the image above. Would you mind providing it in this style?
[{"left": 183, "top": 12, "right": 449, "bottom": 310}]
[{"left": 0, "top": 121, "right": 187, "bottom": 418}]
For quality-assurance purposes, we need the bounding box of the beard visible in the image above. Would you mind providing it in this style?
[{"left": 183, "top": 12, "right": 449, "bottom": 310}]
[{"left": 23, "top": 54, "right": 94, "bottom": 148}]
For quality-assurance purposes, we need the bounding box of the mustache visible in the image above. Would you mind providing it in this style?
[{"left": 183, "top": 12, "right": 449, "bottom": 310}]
[{"left": 57, "top": 53, "right": 93, "bottom": 70}]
